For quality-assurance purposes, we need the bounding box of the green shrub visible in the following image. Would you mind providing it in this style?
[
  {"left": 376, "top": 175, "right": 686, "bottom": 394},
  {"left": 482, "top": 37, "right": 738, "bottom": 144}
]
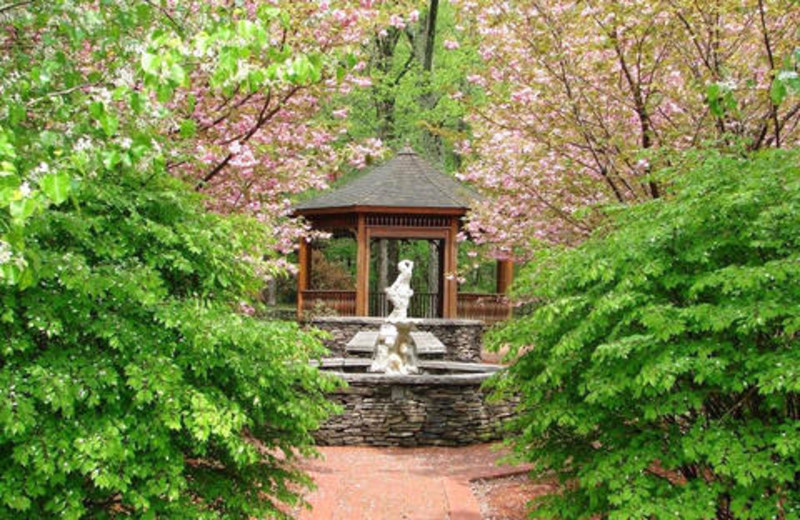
[
  {"left": 0, "top": 167, "right": 338, "bottom": 518},
  {"left": 491, "top": 150, "right": 800, "bottom": 519}
]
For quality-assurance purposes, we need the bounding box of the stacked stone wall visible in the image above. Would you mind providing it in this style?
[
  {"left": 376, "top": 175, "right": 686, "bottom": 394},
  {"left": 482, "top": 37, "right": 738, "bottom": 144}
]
[
  {"left": 314, "top": 374, "right": 515, "bottom": 446},
  {"left": 306, "top": 317, "right": 483, "bottom": 362}
]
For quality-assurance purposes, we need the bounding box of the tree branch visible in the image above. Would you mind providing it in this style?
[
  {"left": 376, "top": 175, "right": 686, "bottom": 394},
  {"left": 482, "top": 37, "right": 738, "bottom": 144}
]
[
  {"left": 197, "top": 87, "right": 300, "bottom": 188},
  {"left": 757, "top": 0, "right": 780, "bottom": 148},
  {"left": 142, "top": 0, "right": 184, "bottom": 36},
  {"left": 0, "top": 1, "right": 31, "bottom": 14}
]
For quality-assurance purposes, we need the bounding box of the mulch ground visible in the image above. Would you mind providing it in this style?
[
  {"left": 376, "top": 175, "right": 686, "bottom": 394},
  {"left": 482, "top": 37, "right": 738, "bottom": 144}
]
[{"left": 471, "top": 473, "right": 557, "bottom": 520}]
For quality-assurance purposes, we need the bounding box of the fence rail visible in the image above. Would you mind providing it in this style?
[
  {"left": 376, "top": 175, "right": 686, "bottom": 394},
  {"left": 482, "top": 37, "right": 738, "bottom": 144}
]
[
  {"left": 457, "top": 293, "right": 512, "bottom": 326},
  {"left": 301, "top": 290, "right": 356, "bottom": 317},
  {"left": 300, "top": 290, "right": 511, "bottom": 325},
  {"left": 369, "top": 292, "right": 441, "bottom": 318}
]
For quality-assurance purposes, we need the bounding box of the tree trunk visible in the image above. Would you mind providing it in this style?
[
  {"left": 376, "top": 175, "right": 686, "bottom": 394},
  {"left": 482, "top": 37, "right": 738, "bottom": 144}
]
[
  {"left": 387, "top": 240, "right": 400, "bottom": 283},
  {"left": 422, "top": 0, "right": 439, "bottom": 73},
  {"left": 373, "top": 30, "right": 402, "bottom": 141},
  {"left": 420, "top": 0, "right": 443, "bottom": 162},
  {"left": 427, "top": 241, "right": 439, "bottom": 294},
  {"left": 378, "top": 239, "right": 389, "bottom": 291}
]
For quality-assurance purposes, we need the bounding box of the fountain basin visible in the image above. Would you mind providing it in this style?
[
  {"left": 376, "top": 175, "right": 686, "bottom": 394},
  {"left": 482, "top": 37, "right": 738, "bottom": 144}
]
[
  {"left": 308, "top": 317, "right": 485, "bottom": 362},
  {"left": 313, "top": 358, "right": 515, "bottom": 447}
]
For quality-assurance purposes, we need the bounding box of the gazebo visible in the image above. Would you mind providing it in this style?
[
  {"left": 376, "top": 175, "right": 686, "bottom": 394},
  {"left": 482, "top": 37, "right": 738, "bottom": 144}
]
[{"left": 293, "top": 148, "right": 513, "bottom": 323}]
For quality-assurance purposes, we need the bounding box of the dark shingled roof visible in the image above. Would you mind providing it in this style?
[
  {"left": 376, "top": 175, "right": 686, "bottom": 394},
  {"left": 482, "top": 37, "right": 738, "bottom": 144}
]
[{"left": 295, "top": 149, "right": 476, "bottom": 211}]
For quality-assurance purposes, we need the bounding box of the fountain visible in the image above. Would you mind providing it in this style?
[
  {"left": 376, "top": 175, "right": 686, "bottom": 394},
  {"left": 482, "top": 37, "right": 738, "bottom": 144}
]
[
  {"left": 312, "top": 260, "right": 515, "bottom": 447},
  {"left": 368, "top": 259, "right": 419, "bottom": 375}
]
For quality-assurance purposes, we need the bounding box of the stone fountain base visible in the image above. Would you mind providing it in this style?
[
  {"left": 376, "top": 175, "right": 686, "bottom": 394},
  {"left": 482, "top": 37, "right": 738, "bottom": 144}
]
[
  {"left": 307, "top": 317, "right": 485, "bottom": 362},
  {"left": 313, "top": 358, "right": 515, "bottom": 447}
]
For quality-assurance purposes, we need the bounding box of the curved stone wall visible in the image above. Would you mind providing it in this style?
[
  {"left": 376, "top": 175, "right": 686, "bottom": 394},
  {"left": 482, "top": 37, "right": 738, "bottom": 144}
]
[
  {"left": 313, "top": 360, "right": 515, "bottom": 447},
  {"left": 307, "top": 317, "right": 484, "bottom": 362}
]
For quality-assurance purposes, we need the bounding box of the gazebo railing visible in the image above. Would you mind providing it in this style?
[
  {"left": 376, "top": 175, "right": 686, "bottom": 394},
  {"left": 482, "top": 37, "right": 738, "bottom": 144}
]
[
  {"left": 456, "top": 293, "right": 511, "bottom": 325},
  {"left": 301, "top": 290, "right": 357, "bottom": 317},
  {"left": 369, "top": 292, "right": 441, "bottom": 318},
  {"left": 300, "top": 290, "right": 511, "bottom": 325}
]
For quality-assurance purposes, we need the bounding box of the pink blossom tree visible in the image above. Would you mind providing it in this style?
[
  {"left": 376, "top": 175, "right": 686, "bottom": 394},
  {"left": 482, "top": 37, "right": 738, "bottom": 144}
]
[
  {"left": 452, "top": 0, "right": 799, "bottom": 257},
  {"left": 139, "top": 1, "right": 421, "bottom": 266}
]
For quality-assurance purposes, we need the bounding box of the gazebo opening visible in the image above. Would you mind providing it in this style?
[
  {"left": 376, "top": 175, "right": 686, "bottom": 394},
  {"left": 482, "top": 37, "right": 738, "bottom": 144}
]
[
  {"left": 368, "top": 238, "right": 444, "bottom": 318},
  {"left": 293, "top": 148, "right": 513, "bottom": 324}
]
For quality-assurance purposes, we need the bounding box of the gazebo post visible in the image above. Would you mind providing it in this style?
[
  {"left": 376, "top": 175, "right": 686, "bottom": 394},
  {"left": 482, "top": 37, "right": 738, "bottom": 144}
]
[
  {"left": 443, "top": 216, "right": 459, "bottom": 318},
  {"left": 297, "top": 238, "right": 311, "bottom": 320},
  {"left": 496, "top": 260, "right": 514, "bottom": 294},
  {"left": 355, "top": 213, "right": 369, "bottom": 316}
]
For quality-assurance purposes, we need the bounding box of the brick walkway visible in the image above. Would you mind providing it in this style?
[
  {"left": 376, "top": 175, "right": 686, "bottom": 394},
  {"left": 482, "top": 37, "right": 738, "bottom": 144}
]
[{"left": 297, "top": 444, "right": 527, "bottom": 520}]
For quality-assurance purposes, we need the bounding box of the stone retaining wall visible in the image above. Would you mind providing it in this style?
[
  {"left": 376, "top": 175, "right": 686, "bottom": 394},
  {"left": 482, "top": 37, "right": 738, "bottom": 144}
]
[
  {"left": 314, "top": 366, "right": 515, "bottom": 447},
  {"left": 306, "top": 317, "right": 484, "bottom": 362}
]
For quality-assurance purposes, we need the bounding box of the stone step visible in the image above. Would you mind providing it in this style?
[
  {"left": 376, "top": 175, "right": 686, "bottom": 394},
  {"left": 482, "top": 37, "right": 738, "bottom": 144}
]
[{"left": 345, "top": 331, "right": 447, "bottom": 356}]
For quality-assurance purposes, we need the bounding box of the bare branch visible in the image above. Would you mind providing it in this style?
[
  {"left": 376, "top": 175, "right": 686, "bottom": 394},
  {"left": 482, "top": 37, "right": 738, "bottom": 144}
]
[
  {"left": 0, "top": 1, "right": 31, "bottom": 14},
  {"left": 757, "top": 0, "right": 780, "bottom": 147},
  {"left": 142, "top": 0, "right": 184, "bottom": 36}
]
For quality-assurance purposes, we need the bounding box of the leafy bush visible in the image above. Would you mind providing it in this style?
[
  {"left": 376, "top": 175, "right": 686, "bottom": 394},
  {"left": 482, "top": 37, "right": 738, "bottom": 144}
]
[
  {"left": 1, "top": 4, "right": 341, "bottom": 517},
  {"left": 491, "top": 150, "right": 800, "bottom": 519},
  {"left": 0, "top": 166, "right": 338, "bottom": 518}
]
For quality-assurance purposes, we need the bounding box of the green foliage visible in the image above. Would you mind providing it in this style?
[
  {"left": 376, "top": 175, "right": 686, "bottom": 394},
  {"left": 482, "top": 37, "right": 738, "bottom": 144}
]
[
  {"left": 490, "top": 150, "right": 800, "bottom": 519},
  {"left": 334, "top": 1, "right": 478, "bottom": 171},
  {"left": 0, "top": 161, "right": 339, "bottom": 519},
  {"left": 0, "top": 2, "right": 339, "bottom": 518}
]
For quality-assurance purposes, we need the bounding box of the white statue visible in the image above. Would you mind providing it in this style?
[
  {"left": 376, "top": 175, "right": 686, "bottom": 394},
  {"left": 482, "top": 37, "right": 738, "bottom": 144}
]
[
  {"left": 369, "top": 259, "right": 419, "bottom": 375},
  {"left": 385, "top": 259, "right": 414, "bottom": 320}
]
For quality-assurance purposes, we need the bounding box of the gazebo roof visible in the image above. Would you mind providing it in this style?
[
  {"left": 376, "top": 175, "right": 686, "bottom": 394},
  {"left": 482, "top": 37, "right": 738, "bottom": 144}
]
[{"left": 295, "top": 149, "right": 476, "bottom": 213}]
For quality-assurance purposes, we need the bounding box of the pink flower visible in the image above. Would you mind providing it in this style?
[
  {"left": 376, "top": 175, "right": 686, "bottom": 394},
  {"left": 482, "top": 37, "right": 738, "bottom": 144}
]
[
  {"left": 389, "top": 14, "right": 405, "bottom": 29},
  {"left": 351, "top": 76, "right": 372, "bottom": 87},
  {"left": 408, "top": 9, "right": 420, "bottom": 22},
  {"left": 332, "top": 108, "right": 349, "bottom": 119},
  {"left": 443, "top": 39, "right": 460, "bottom": 50}
]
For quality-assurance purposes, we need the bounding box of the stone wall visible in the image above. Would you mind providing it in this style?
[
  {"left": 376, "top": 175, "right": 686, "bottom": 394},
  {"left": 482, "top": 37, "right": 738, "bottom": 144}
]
[
  {"left": 314, "top": 371, "right": 515, "bottom": 447},
  {"left": 306, "top": 317, "right": 484, "bottom": 362}
]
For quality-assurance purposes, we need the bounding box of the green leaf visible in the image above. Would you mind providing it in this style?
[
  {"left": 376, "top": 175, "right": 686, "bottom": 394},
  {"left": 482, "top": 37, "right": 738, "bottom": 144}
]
[
  {"left": 141, "top": 52, "right": 158, "bottom": 74},
  {"left": 169, "top": 63, "right": 186, "bottom": 85},
  {"left": 130, "top": 91, "right": 144, "bottom": 113},
  {"left": 770, "top": 78, "right": 788, "bottom": 106},
  {"left": 9, "top": 104, "right": 26, "bottom": 126},
  {"left": 89, "top": 101, "right": 105, "bottom": 119},
  {"left": 9, "top": 196, "right": 37, "bottom": 221},
  {"left": 179, "top": 119, "right": 197, "bottom": 138},
  {"left": 40, "top": 172, "right": 71, "bottom": 205},
  {"left": 100, "top": 114, "right": 119, "bottom": 137}
]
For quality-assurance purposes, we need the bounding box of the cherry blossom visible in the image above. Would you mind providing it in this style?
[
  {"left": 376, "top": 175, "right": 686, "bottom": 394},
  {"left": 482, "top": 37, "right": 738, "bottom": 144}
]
[{"left": 454, "top": 0, "right": 799, "bottom": 258}]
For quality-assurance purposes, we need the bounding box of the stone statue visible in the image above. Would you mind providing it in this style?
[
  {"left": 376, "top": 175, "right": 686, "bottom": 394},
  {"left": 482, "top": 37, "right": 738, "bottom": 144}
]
[
  {"left": 369, "top": 259, "right": 419, "bottom": 375},
  {"left": 386, "top": 259, "right": 414, "bottom": 320}
]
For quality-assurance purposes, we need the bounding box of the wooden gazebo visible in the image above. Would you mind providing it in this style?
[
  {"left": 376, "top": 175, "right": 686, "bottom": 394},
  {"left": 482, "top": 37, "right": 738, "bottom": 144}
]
[{"left": 293, "top": 149, "right": 513, "bottom": 323}]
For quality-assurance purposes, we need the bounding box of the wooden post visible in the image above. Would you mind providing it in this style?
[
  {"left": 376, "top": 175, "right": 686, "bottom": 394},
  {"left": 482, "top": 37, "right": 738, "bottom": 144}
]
[
  {"left": 496, "top": 260, "right": 514, "bottom": 294},
  {"left": 297, "top": 238, "right": 311, "bottom": 320},
  {"left": 437, "top": 240, "right": 445, "bottom": 317},
  {"left": 355, "top": 214, "right": 369, "bottom": 316},
  {"left": 443, "top": 217, "right": 459, "bottom": 318}
]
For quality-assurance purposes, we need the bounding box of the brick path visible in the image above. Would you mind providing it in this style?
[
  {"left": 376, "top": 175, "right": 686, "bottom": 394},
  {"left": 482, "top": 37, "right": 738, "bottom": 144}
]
[{"left": 297, "top": 444, "right": 527, "bottom": 520}]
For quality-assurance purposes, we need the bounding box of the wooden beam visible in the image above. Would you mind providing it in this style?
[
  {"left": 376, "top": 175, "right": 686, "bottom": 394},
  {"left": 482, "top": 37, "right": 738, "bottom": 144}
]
[
  {"left": 496, "top": 260, "right": 514, "bottom": 294},
  {"left": 443, "top": 217, "right": 459, "bottom": 318},
  {"left": 367, "top": 227, "right": 449, "bottom": 240},
  {"left": 294, "top": 205, "right": 468, "bottom": 218},
  {"left": 355, "top": 214, "right": 369, "bottom": 316},
  {"left": 297, "top": 238, "right": 311, "bottom": 320}
]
